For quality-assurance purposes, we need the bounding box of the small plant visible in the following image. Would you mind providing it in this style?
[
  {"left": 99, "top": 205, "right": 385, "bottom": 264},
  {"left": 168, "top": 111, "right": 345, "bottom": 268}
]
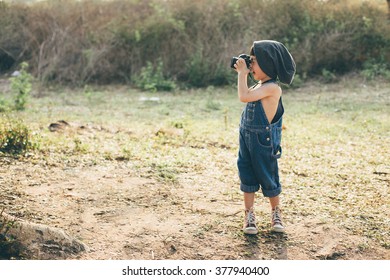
[
  {"left": 0, "top": 209, "right": 23, "bottom": 260},
  {"left": 171, "top": 120, "right": 184, "bottom": 129},
  {"left": 361, "top": 61, "right": 390, "bottom": 81},
  {"left": 83, "top": 85, "right": 94, "bottom": 103},
  {"left": 10, "top": 62, "right": 33, "bottom": 111},
  {"left": 288, "top": 73, "right": 305, "bottom": 89},
  {"left": 321, "top": 68, "right": 337, "bottom": 83},
  {"left": 205, "top": 98, "right": 222, "bottom": 111},
  {"left": 0, "top": 118, "right": 35, "bottom": 155},
  {"left": 134, "top": 59, "right": 176, "bottom": 92},
  {"left": 73, "top": 138, "right": 89, "bottom": 154},
  {"left": 0, "top": 96, "right": 10, "bottom": 112},
  {"left": 151, "top": 162, "right": 178, "bottom": 184}
]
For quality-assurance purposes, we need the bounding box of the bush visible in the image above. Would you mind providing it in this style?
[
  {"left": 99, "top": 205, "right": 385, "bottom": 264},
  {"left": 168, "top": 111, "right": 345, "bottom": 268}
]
[
  {"left": 133, "top": 59, "right": 176, "bottom": 92},
  {"left": 0, "top": 0, "right": 388, "bottom": 87},
  {"left": 0, "top": 118, "right": 36, "bottom": 155},
  {"left": 361, "top": 60, "right": 390, "bottom": 81},
  {"left": 0, "top": 97, "right": 10, "bottom": 113},
  {"left": 10, "top": 62, "right": 33, "bottom": 111}
]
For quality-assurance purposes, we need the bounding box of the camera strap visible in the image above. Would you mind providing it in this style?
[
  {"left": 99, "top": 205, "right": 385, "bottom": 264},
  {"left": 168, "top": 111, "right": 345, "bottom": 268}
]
[{"left": 249, "top": 73, "right": 260, "bottom": 88}]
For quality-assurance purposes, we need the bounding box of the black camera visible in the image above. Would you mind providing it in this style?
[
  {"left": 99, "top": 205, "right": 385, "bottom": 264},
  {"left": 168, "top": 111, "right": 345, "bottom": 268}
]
[{"left": 230, "top": 54, "right": 251, "bottom": 69}]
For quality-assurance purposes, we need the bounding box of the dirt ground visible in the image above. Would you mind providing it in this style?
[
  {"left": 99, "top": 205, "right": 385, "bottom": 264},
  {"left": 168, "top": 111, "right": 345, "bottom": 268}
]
[
  {"left": 1, "top": 78, "right": 389, "bottom": 260},
  {"left": 1, "top": 155, "right": 389, "bottom": 260}
]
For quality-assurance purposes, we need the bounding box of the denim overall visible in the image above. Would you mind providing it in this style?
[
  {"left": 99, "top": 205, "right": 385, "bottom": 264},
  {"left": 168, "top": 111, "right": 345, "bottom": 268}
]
[{"left": 237, "top": 79, "right": 284, "bottom": 197}]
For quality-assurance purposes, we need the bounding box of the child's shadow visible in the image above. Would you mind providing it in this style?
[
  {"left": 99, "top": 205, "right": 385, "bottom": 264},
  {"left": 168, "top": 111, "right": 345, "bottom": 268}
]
[{"left": 244, "top": 231, "right": 288, "bottom": 260}]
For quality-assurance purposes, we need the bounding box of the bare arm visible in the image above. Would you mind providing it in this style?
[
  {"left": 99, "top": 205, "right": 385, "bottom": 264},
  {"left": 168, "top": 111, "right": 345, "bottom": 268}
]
[{"left": 235, "top": 58, "right": 280, "bottom": 103}]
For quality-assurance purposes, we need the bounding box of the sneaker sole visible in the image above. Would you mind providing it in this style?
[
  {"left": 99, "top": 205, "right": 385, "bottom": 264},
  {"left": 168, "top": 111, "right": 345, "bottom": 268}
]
[
  {"left": 271, "top": 226, "right": 285, "bottom": 233},
  {"left": 243, "top": 227, "right": 258, "bottom": 235}
]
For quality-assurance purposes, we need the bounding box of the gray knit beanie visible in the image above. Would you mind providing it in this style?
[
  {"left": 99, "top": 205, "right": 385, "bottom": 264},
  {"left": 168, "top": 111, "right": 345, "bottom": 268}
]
[{"left": 252, "top": 40, "right": 296, "bottom": 85}]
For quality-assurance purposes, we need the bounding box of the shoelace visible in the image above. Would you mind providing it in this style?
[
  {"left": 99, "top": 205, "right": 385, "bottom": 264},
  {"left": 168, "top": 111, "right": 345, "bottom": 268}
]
[
  {"left": 272, "top": 208, "right": 282, "bottom": 225},
  {"left": 246, "top": 210, "right": 256, "bottom": 225}
]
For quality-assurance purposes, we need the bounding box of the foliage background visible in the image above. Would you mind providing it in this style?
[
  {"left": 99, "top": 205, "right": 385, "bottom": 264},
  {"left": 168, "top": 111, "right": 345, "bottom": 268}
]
[
  {"left": 0, "top": 0, "right": 389, "bottom": 87},
  {"left": 0, "top": 0, "right": 389, "bottom": 260}
]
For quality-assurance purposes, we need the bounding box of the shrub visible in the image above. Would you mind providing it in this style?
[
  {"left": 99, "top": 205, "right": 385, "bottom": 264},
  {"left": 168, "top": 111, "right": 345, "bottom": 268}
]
[
  {"left": 0, "top": 97, "right": 10, "bottom": 113},
  {"left": 10, "top": 62, "right": 33, "bottom": 111},
  {"left": 321, "top": 69, "right": 338, "bottom": 84},
  {"left": 0, "top": 118, "right": 36, "bottom": 155},
  {"left": 0, "top": 2, "right": 26, "bottom": 74},
  {"left": 361, "top": 60, "right": 390, "bottom": 81},
  {"left": 133, "top": 59, "right": 176, "bottom": 92},
  {"left": 0, "top": 0, "right": 388, "bottom": 87}
]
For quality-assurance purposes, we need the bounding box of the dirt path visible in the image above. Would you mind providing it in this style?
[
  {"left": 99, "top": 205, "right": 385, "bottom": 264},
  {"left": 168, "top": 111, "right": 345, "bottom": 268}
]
[{"left": 1, "top": 158, "right": 388, "bottom": 260}]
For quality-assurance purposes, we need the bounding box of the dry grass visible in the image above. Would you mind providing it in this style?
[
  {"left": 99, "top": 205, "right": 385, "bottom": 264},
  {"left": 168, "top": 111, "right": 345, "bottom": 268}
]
[{"left": 0, "top": 76, "right": 389, "bottom": 259}]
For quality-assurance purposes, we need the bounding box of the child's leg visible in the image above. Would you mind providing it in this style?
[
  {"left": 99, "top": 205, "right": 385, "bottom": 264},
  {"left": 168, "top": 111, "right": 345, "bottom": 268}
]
[
  {"left": 243, "top": 192, "right": 257, "bottom": 234},
  {"left": 269, "top": 195, "right": 280, "bottom": 210},
  {"left": 269, "top": 195, "right": 284, "bottom": 232},
  {"left": 244, "top": 192, "right": 255, "bottom": 210}
]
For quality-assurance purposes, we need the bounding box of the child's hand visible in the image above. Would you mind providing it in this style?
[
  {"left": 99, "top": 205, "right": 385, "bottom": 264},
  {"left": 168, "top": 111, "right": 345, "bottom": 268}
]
[{"left": 234, "top": 58, "right": 250, "bottom": 74}]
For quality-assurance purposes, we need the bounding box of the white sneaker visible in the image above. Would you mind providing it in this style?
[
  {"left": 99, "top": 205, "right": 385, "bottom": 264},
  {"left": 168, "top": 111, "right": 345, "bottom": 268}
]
[
  {"left": 243, "top": 208, "right": 258, "bottom": 235},
  {"left": 271, "top": 206, "right": 285, "bottom": 233}
]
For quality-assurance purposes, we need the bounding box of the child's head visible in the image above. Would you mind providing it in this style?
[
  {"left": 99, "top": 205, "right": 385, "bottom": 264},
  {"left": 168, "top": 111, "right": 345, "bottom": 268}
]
[{"left": 250, "top": 40, "right": 296, "bottom": 85}]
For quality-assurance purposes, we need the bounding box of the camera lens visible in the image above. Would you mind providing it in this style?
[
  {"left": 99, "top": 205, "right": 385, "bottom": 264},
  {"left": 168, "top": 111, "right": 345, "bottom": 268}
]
[{"left": 230, "top": 57, "right": 238, "bottom": 69}]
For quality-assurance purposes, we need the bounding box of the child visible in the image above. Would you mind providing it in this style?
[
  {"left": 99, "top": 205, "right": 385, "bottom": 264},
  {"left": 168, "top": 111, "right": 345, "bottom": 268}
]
[{"left": 234, "top": 40, "right": 296, "bottom": 234}]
